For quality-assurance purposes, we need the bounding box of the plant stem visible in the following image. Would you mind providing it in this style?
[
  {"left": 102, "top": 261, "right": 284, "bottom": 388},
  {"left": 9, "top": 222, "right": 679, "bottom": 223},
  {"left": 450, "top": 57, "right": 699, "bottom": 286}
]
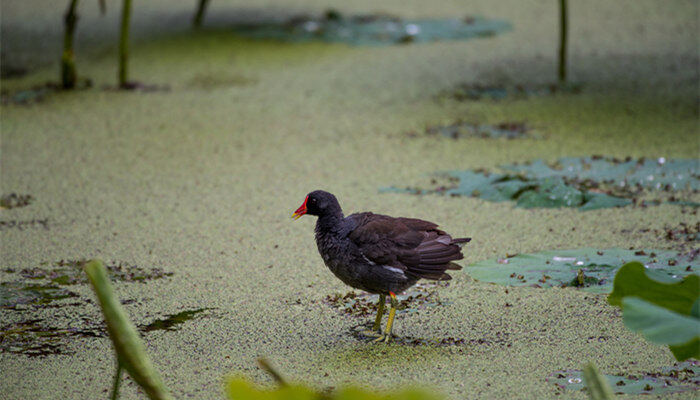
[
  {"left": 257, "top": 358, "right": 288, "bottom": 386},
  {"left": 118, "top": 0, "right": 132, "bottom": 88},
  {"left": 61, "top": 0, "right": 79, "bottom": 89},
  {"left": 193, "top": 0, "right": 210, "bottom": 28},
  {"left": 110, "top": 362, "right": 123, "bottom": 400},
  {"left": 558, "top": 0, "right": 568, "bottom": 85}
]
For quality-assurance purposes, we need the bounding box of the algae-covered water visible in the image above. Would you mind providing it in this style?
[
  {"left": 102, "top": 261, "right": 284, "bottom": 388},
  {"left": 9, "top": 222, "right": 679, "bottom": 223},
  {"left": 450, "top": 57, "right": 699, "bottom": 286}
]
[{"left": 1, "top": 1, "right": 698, "bottom": 399}]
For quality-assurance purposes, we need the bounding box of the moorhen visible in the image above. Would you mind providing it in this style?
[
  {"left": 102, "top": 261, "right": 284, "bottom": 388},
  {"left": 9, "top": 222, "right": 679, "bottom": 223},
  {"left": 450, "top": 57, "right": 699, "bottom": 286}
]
[{"left": 292, "top": 190, "right": 470, "bottom": 342}]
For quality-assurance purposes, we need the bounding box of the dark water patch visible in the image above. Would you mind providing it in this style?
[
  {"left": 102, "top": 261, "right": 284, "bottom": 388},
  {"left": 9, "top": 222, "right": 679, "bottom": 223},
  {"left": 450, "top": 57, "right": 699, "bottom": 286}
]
[
  {"left": 465, "top": 248, "right": 698, "bottom": 293},
  {"left": 423, "top": 121, "right": 537, "bottom": 140},
  {"left": 443, "top": 82, "right": 582, "bottom": 101},
  {"left": 101, "top": 82, "right": 170, "bottom": 92},
  {"left": 24, "top": 259, "right": 174, "bottom": 285},
  {"left": 140, "top": 308, "right": 214, "bottom": 333},
  {"left": 0, "top": 218, "right": 49, "bottom": 231},
  {"left": 548, "top": 361, "right": 699, "bottom": 395},
  {"left": 0, "top": 281, "right": 78, "bottom": 310},
  {"left": 0, "top": 319, "right": 105, "bottom": 357},
  {"left": 382, "top": 156, "right": 699, "bottom": 210},
  {"left": 1, "top": 260, "right": 172, "bottom": 310},
  {"left": 228, "top": 10, "right": 510, "bottom": 46},
  {"left": 0, "top": 193, "right": 34, "bottom": 209},
  {"left": 324, "top": 282, "right": 450, "bottom": 317},
  {"left": 1, "top": 63, "right": 28, "bottom": 79}
]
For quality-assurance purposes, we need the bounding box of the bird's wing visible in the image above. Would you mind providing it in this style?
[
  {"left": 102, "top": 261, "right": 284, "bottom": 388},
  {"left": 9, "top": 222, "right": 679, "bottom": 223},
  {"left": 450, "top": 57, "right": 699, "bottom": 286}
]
[{"left": 347, "top": 213, "right": 470, "bottom": 280}]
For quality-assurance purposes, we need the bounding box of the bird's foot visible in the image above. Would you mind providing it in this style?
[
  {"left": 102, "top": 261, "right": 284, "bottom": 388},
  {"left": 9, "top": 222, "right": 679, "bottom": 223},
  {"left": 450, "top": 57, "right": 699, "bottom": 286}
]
[
  {"left": 360, "top": 329, "right": 383, "bottom": 338},
  {"left": 372, "top": 333, "right": 395, "bottom": 343}
]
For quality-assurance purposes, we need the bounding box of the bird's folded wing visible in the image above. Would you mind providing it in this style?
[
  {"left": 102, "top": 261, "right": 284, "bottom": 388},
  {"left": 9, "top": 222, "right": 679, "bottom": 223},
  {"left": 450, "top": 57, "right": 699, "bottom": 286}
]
[{"left": 347, "top": 213, "right": 468, "bottom": 280}]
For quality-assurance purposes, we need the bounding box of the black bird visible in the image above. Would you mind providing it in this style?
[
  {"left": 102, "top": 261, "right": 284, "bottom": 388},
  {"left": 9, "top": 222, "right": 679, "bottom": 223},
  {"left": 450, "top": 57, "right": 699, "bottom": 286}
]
[{"left": 292, "top": 190, "right": 470, "bottom": 342}]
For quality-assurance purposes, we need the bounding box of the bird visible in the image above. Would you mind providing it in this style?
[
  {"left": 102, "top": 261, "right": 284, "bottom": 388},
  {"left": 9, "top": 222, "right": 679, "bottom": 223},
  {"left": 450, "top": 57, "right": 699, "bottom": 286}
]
[{"left": 292, "top": 190, "right": 470, "bottom": 342}]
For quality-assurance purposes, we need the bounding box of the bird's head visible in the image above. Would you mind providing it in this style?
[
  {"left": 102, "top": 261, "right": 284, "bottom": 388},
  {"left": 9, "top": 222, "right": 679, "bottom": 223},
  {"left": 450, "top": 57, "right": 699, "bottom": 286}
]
[{"left": 292, "top": 190, "right": 340, "bottom": 219}]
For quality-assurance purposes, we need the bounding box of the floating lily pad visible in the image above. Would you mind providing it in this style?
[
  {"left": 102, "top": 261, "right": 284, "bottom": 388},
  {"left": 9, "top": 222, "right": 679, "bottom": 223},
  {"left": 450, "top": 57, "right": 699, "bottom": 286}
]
[
  {"left": 465, "top": 248, "right": 698, "bottom": 293},
  {"left": 425, "top": 121, "right": 536, "bottom": 140},
  {"left": 548, "top": 361, "right": 699, "bottom": 395},
  {"left": 230, "top": 11, "right": 511, "bottom": 46},
  {"left": 324, "top": 282, "right": 450, "bottom": 317},
  {"left": 504, "top": 157, "right": 699, "bottom": 191},
  {"left": 382, "top": 156, "right": 699, "bottom": 210}
]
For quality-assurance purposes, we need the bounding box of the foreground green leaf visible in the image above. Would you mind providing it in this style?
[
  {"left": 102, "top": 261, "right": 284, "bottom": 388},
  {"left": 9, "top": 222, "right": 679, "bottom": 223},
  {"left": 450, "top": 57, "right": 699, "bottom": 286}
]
[
  {"left": 84, "top": 260, "right": 173, "bottom": 400},
  {"left": 225, "top": 377, "right": 442, "bottom": 400},
  {"left": 622, "top": 297, "right": 699, "bottom": 346},
  {"left": 582, "top": 363, "right": 613, "bottom": 400},
  {"left": 608, "top": 262, "right": 699, "bottom": 361},
  {"left": 607, "top": 262, "right": 698, "bottom": 314}
]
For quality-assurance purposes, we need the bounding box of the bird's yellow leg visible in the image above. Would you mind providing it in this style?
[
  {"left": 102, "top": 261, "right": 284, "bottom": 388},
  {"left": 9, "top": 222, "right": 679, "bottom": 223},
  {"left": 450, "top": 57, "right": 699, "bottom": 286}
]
[
  {"left": 361, "top": 294, "right": 385, "bottom": 337},
  {"left": 374, "top": 292, "right": 398, "bottom": 343},
  {"left": 372, "top": 294, "right": 386, "bottom": 331}
]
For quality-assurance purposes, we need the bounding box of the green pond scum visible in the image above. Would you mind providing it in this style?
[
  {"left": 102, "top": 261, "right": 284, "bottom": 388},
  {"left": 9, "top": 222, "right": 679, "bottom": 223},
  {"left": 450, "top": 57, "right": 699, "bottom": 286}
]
[{"left": 2, "top": 0, "right": 699, "bottom": 398}]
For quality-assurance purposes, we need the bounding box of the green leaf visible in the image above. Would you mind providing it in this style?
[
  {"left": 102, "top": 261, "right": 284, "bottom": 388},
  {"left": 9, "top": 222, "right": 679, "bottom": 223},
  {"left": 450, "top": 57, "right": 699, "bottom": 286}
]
[
  {"left": 582, "top": 363, "right": 613, "bottom": 400},
  {"left": 607, "top": 262, "right": 699, "bottom": 315},
  {"left": 225, "top": 378, "right": 320, "bottom": 400},
  {"left": 670, "top": 338, "right": 700, "bottom": 361},
  {"left": 621, "top": 297, "right": 700, "bottom": 346}
]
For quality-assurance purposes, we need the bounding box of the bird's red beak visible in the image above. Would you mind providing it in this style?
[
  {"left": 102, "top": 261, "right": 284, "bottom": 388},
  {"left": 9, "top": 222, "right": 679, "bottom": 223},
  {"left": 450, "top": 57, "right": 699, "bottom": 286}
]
[{"left": 292, "top": 195, "right": 308, "bottom": 220}]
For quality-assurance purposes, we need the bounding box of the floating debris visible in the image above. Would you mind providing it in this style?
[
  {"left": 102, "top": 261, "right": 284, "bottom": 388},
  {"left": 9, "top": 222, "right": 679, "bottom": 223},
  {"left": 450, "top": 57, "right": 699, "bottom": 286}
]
[
  {"left": 186, "top": 73, "right": 257, "bottom": 91},
  {"left": 324, "top": 282, "right": 449, "bottom": 317},
  {"left": 465, "top": 248, "right": 699, "bottom": 293},
  {"left": 0, "top": 193, "right": 34, "bottom": 210},
  {"left": 0, "top": 218, "right": 49, "bottom": 231},
  {"left": 229, "top": 11, "right": 511, "bottom": 46},
  {"left": 548, "top": 361, "right": 700, "bottom": 395},
  {"left": 1, "top": 80, "right": 91, "bottom": 106},
  {"left": 424, "top": 121, "right": 536, "bottom": 140}
]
